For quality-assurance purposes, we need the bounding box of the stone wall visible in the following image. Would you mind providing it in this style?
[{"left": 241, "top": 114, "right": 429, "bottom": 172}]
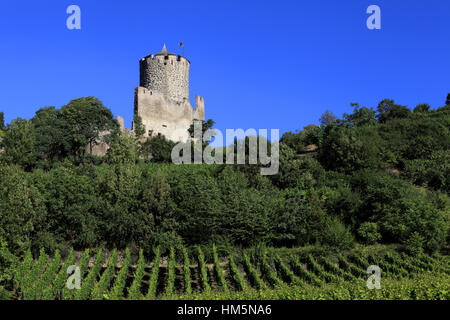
[
  {"left": 85, "top": 116, "right": 128, "bottom": 156},
  {"left": 134, "top": 87, "right": 204, "bottom": 143},
  {"left": 139, "top": 54, "right": 190, "bottom": 105}
]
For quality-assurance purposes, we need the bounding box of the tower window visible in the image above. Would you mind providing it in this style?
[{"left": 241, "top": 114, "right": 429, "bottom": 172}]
[
  {"left": 162, "top": 124, "right": 167, "bottom": 128},
  {"left": 148, "top": 130, "right": 153, "bottom": 137}
]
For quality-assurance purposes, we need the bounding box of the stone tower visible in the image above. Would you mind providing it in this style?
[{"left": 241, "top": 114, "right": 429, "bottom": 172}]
[{"left": 134, "top": 44, "right": 205, "bottom": 142}]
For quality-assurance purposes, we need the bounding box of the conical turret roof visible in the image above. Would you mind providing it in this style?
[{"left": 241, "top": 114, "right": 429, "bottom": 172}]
[{"left": 160, "top": 43, "right": 168, "bottom": 56}]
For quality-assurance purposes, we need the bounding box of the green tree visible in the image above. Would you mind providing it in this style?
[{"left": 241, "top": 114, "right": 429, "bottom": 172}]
[
  {"left": 30, "top": 165, "right": 98, "bottom": 249},
  {"left": 272, "top": 188, "right": 309, "bottom": 246},
  {"left": 357, "top": 222, "right": 381, "bottom": 244},
  {"left": 106, "top": 135, "right": 138, "bottom": 165},
  {"left": 97, "top": 164, "right": 149, "bottom": 248},
  {"left": 404, "top": 232, "right": 425, "bottom": 256},
  {"left": 0, "top": 236, "right": 18, "bottom": 291},
  {"left": 319, "top": 125, "right": 383, "bottom": 173},
  {"left": 321, "top": 217, "right": 355, "bottom": 250},
  {"left": 446, "top": 93, "right": 450, "bottom": 106},
  {"left": 139, "top": 171, "right": 177, "bottom": 251},
  {"left": 217, "top": 166, "right": 281, "bottom": 245},
  {"left": 280, "top": 131, "right": 304, "bottom": 153},
  {"left": 376, "top": 99, "right": 410, "bottom": 122},
  {"left": 0, "top": 118, "right": 37, "bottom": 170},
  {"left": 272, "top": 144, "right": 326, "bottom": 190},
  {"left": 133, "top": 112, "right": 146, "bottom": 140},
  {"left": 350, "top": 170, "right": 447, "bottom": 252},
  {"left": 31, "top": 107, "right": 63, "bottom": 162},
  {"left": 58, "top": 97, "right": 118, "bottom": 157},
  {"left": 170, "top": 169, "right": 223, "bottom": 244},
  {"left": 378, "top": 110, "right": 450, "bottom": 161},
  {"left": 187, "top": 118, "right": 216, "bottom": 157},
  {"left": 0, "top": 165, "right": 45, "bottom": 254},
  {"left": 303, "top": 124, "right": 323, "bottom": 146},
  {"left": 140, "top": 134, "right": 175, "bottom": 162},
  {"left": 0, "top": 112, "right": 4, "bottom": 131},
  {"left": 318, "top": 176, "right": 362, "bottom": 230},
  {"left": 319, "top": 110, "right": 338, "bottom": 126},
  {"left": 343, "top": 103, "right": 377, "bottom": 127},
  {"left": 413, "top": 103, "right": 430, "bottom": 113},
  {"left": 188, "top": 118, "right": 216, "bottom": 139},
  {"left": 301, "top": 194, "right": 354, "bottom": 250}
]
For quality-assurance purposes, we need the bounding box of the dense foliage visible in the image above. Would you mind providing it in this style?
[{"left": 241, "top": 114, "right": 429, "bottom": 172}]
[
  {"left": 0, "top": 96, "right": 449, "bottom": 256},
  {"left": 0, "top": 95, "right": 449, "bottom": 298}
]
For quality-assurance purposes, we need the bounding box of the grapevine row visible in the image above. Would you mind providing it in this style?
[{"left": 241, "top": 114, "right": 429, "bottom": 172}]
[
  {"left": 109, "top": 248, "right": 131, "bottom": 300},
  {"left": 28, "top": 249, "right": 62, "bottom": 300},
  {"left": 182, "top": 247, "right": 192, "bottom": 294},
  {"left": 22, "top": 248, "right": 49, "bottom": 299},
  {"left": 259, "top": 250, "right": 282, "bottom": 287},
  {"left": 242, "top": 253, "right": 264, "bottom": 290},
  {"left": 304, "top": 254, "right": 338, "bottom": 283},
  {"left": 273, "top": 254, "right": 302, "bottom": 286},
  {"left": 146, "top": 247, "right": 160, "bottom": 299},
  {"left": 288, "top": 255, "right": 322, "bottom": 286},
  {"left": 227, "top": 254, "right": 246, "bottom": 291},
  {"left": 74, "top": 248, "right": 103, "bottom": 300},
  {"left": 44, "top": 248, "right": 75, "bottom": 300},
  {"left": 91, "top": 249, "right": 117, "bottom": 300},
  {"left": 127, "top": 249, "right": 145, "bottom": 300},
  {"left": 212, "top": 244, "right": 228, "bottom": 292},
  {"left": 165, "top": 247, "right": 176, "bottom": 296},
  {"left": 197, "top": 247, "right": 210, "bottom": 292}
]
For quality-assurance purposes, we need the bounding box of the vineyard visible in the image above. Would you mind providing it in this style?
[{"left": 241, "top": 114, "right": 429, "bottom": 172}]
[{"left": 9, "top": 246, "right": 450, "bottom": 300}]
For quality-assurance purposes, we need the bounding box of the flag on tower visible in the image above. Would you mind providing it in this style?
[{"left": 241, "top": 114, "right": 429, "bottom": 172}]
[{"left": 179, "top": 40, "right": 185, "bottom": 56}]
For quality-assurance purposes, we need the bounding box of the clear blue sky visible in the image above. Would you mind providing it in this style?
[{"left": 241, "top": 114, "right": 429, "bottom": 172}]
[{"left": 1, "top": 0, "right": 449, "bottom": 140}]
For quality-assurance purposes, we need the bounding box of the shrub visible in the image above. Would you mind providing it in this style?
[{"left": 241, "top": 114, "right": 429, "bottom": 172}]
[
  {"left": 0, "top": 166, "right": 45, "bottom": 255},
  {"left": 351, "top": 170, "right": 448, "bottom": 252},
  {"left": 404, "top": 232, "right": 425, "bottom": 256},
  {"left": 321, "top": 217, "right": 355, "bottom": 250},
  {"left": 318, "top": 125, "right": 384, "bottom": 173},
  {"left": 358, "top": 222, "right": 381, "bottom": 244},
  {"left": 106, "top": 135, "right": 138, "bottom": 165}
]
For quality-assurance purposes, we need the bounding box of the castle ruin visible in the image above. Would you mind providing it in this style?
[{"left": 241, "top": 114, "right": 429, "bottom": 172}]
[
  {"left": 133, "top": 44, "right": 205, "bottom": 142},
  {"left": 88, "top": 44, "right": 205, "bottom": 155}
]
